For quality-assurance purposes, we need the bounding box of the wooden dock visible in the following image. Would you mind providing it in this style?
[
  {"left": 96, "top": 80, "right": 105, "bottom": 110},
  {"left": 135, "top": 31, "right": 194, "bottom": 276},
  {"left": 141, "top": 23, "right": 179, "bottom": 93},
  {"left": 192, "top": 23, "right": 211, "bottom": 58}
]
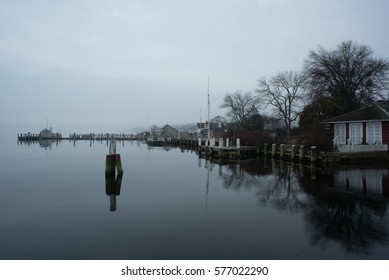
[
  {"left": 151, "top": 137, "right": 340, "bottom": 165},
  {"left": 193, "top": 138, "right": 340, "bottom": 165},
  {"left": 18, "top": 132, "right": 141, "bottom": 142}
]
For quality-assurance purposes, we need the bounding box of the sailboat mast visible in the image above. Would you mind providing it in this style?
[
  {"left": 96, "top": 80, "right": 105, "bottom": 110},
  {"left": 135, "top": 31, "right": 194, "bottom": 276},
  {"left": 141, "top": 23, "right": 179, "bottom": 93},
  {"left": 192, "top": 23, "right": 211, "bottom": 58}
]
[{"left": 207, "top": 77, "right": 210, "bottom": 145}]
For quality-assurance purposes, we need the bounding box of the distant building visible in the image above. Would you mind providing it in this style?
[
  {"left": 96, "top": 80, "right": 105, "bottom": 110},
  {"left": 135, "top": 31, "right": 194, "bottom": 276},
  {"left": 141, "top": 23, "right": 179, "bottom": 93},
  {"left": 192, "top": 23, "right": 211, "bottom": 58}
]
[
  {"left": 39, "top": 127, "right": 62, "bottom": 139},
  {"left": 40, "top": 128, "right": 53, "bottom": 138},
  {"left": 161, "top": 124, "right": 179, "bottom": 138}
]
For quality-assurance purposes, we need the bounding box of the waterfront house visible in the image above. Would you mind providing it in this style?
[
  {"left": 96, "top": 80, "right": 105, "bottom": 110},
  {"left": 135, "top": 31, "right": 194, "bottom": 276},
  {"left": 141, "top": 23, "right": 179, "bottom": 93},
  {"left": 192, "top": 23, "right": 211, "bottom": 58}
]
[
  {"left": 324, "top": 101, "right": 389, "bottom": 152},
  {"left": 40, "top": 128, "right": 53, "bottom": 138},
  {"left": 161, "top": 124, "right": 179, "bottom": 139},
  {"left": 39, "top": 127, "right": 62, "bottom": 139}
]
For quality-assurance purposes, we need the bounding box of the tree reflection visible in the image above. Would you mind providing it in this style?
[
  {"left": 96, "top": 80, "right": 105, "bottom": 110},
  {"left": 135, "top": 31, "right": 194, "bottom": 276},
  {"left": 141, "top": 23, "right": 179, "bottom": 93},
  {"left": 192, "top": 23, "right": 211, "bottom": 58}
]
[
  {"left": 300, "top": 173, "right": 389, "bottom": 254},
  {"left": 216, "top": 159, "right": 389, "bottom": 255},
  {"left": 220, "top": 160, "right": 308, "bottom": 213}
]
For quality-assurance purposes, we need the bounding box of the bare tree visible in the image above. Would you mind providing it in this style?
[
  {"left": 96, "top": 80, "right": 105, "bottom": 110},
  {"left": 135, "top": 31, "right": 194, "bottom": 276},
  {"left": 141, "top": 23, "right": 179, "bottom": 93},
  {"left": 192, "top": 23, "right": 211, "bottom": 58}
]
[
  {"left": 220, "top": 90, "right": 261, "bottom": 126},
  {"left": 256, "top": 71, "right": 306, "bottom": 138},
  {"left": 304, "top": 40, "right": 389, "bottom": 112}
]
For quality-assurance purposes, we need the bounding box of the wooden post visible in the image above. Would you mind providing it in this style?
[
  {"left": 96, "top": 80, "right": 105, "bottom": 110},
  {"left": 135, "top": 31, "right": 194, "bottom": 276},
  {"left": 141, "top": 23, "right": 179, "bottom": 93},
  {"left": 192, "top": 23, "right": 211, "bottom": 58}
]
[
  {"left": 271, "top": 144, "right": 277, "bottom": 158},
  {"left": 105, "top": 139, "right": 123, "bottom": 175},
  {"left": 299, "top": 145, "right": 304, "bottom": 162},
  {"left": 226, "top": 138, "right": 229, "bottom": 147},
  {"left": 264, "top": 143, "right": 268, "bottom": 157},
  {"left": 291, "top": 145, "right": 296, "bottom": 160},
  {"left": 109, "top": 139, "right": 116, "bottom": 155},
  {"left": 236, "top": 138, "right": 240, "bottom": 148},
  {"left": 219, "top": 137, "right": 223, "bottom": 147},
  {"left": 210, "top": 137, "right": 215, "bottom": 147},
  {"left": 311, "top": 146, "right": 317, "bottom": 163},
  {"left": 115, "top": 154, "right": 123, "bottom": 175},
  {"left": 105, "top": 155, "right": 116, "bottom": 175},
  {"left": 280, "top": 144, "right": 285, "bottom": 158}
]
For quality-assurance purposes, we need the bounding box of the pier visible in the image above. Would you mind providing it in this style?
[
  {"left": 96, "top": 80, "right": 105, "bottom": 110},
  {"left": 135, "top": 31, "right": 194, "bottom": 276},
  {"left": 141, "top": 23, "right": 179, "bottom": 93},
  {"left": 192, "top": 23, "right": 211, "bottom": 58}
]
[
  {"left": 174, "top": 137, "right": 341, "bottom": 165},
  {"left": 18, "top": 132, "right": 142, "bottom": 142},
  {"left": 17, "top": 132, "right": 389, "bottom": 165},
  {"left": 195, "top": 138, "right": 339, "bottom": 164}
]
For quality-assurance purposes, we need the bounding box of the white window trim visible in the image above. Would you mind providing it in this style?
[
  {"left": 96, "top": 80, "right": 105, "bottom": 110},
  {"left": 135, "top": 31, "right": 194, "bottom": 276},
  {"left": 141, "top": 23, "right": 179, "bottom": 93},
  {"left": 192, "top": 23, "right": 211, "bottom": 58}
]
[
  {"left": 349, "top": 123, "right": 363, "bottom": 145},
  {"left": 366, "top": 122, "right": 382, "bottom": 144}
]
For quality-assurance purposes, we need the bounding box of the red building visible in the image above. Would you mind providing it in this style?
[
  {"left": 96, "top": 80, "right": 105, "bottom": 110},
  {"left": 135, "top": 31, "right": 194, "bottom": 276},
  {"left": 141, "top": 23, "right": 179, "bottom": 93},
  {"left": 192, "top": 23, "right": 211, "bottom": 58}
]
[{"left": 324, "top": 101, "right": 389, "bottom": 152}]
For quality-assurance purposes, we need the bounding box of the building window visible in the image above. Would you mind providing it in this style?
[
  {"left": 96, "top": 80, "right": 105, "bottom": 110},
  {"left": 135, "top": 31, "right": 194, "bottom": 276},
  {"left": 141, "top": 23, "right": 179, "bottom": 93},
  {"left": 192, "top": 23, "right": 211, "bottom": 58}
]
[
  {"left": 349, "top": 123, "right": 363, "bottom": 144},
  {"left": 334, "top": 123, "right": 346, "bottom": 145},
  {"left": 366, "top": 122, "right": 382, "bottom": 144}
]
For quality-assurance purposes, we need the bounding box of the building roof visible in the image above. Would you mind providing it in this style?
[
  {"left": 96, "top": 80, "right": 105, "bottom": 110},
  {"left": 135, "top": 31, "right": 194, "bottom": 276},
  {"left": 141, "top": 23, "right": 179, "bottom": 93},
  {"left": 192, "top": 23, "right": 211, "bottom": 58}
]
[
  {"left": 162, "top": 124, "right": 178, "bottom": 131},
  {"left": 324, "top": 101, "right": 389, "bottom": 123},
  {"left": 40, "top": 128, "right": 52, "bottom": 134}
]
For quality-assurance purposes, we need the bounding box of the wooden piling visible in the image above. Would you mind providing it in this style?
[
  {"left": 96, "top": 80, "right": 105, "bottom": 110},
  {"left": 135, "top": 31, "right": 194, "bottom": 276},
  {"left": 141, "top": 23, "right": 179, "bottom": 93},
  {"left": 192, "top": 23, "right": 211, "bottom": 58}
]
[
  {"left": 115, "top": 154, "right": 123, "bottom": 175},
  {"left": 105, "top": 139, "right": 123, "bottom": 175},
  {"left": 291, "top": 145, "right": 296, "bottom": 160},
  {"left": 105, "top": 155, "right": 116, "bottom": 175},
  {"left": 299, "top": 145, "right": 304, "bottom": 162},
  {"left": 280, "top": 144, "right": 285, "bottom": 158},
  {"left": 271, "top": 144, "right": 277, "bottom": 158},
  {"left": 311, "top": 146, "right": 317, "bottom": 163}
]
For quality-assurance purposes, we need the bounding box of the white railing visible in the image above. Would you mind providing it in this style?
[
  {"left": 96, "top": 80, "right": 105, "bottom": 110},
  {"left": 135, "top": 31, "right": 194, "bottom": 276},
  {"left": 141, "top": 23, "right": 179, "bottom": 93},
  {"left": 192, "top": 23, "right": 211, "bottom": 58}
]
[{"left": 338, "top": 144, "right": 388, "bottom": 153}]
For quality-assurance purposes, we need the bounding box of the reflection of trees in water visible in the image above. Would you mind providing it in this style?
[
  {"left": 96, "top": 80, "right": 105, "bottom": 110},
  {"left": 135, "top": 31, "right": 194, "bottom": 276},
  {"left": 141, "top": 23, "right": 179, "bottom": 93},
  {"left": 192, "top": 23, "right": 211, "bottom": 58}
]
[
  {"left": 300, "top": 174, "right": 389, "bottom": 254},
  {"left": 221, "top": 160, "right": 308, "bottom": 213},
  {"left": 218, "top": 160, "right": 389, "bottom": 255}
]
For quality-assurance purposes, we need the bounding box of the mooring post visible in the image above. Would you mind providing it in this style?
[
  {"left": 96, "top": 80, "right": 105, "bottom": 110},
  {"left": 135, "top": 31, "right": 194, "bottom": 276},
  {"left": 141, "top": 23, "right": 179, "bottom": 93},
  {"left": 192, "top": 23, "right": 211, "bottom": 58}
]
[
  {"left": 219, "top": 137, "right": 223, "bottom": 147},
  {"left": 236, "top": 138, "right": 240, "bottom": 149},
  {"left": 299, "top": 145, "right": 305, "bottom": 162},
  {"left": 115, "top": 154, "right": 124, "bottom": 175},
  {"left": 264, "top": 143, "right": 268, "bottom": 157},
  {"left": 291, "top": 145, "right": 296, "bottom": 160},
  {"left": 271, "top": 143, "right": 277, "bottom": 158},
  {"left": 280, "top": 144, "right": 285, "bottom": 158},
  {"left": 105, "top": 139, "right": 123, "bottom": 176},
  {"left": 311, "top": 146, "right": 317, "bottom": 163},
  {"left": 226, "top": 138, "right": 229, "bottom": 147},
  {"left": 109, "top": 139, "right": 116, "bottom": 155},
  {"left": 105, "top": 154, "right": 116, "bottom": 175}
]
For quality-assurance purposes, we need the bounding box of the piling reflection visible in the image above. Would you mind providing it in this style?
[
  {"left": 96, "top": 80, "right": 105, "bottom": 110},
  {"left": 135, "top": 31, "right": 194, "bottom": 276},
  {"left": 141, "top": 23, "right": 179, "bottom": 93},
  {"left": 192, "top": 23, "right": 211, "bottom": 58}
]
[
  {"left": 209, "top": 159, "right": 389, "bottom": 255},
  {"left": 18, "top": 139, "right": 61, "bottom": 150},
  {"left": 105, "top": 173, "right": 123, "bottom": 212}
]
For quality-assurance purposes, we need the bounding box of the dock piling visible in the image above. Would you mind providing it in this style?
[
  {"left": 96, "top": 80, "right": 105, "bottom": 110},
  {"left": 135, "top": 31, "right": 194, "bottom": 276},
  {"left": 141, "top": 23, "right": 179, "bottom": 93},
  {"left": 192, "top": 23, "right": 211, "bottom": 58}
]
[
  {"left": 271, "top": 144, "right": 277, "bottom": 158},
  {"left": 105, "top": 139, "right": 123, "bottom": 176}
]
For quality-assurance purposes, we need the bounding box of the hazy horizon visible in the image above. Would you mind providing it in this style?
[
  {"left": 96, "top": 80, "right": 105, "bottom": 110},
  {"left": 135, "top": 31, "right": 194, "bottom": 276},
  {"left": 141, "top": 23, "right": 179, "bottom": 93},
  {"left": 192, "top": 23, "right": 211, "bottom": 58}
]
[{"left": 1, "top": 0, "right": 389, "bottom": 136}]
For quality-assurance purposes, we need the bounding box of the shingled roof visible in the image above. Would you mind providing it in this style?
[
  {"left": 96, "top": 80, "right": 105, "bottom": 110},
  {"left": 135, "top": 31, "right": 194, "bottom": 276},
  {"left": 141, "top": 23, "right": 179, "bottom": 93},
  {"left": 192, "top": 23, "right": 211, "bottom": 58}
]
[{"left": 324, "top": 101, "right": 389, "bottom": 123}]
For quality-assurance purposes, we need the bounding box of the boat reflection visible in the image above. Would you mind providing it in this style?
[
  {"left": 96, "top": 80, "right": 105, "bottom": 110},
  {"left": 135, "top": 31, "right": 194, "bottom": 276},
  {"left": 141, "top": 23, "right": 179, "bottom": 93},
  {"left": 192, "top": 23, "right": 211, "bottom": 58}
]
[
  {"left": 18, "top": 139, "right": 61, "bottom": 150},
  {"left": 105, "top": 173, "right": 123, "bottom": 212}
]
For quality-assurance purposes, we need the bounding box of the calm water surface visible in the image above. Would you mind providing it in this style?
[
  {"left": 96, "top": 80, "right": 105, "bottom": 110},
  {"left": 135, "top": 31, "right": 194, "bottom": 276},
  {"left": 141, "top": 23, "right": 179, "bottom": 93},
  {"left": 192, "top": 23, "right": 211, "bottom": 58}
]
[{"left": 1, "top": 138, "right": 389, "bottom": 259}]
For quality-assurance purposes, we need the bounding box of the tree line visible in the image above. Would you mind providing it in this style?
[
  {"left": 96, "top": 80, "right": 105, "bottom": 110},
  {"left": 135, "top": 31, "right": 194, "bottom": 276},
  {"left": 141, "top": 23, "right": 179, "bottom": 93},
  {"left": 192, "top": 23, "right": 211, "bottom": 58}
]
[{"left": 219, "top": 40, "right": 389, "bottom": 147}]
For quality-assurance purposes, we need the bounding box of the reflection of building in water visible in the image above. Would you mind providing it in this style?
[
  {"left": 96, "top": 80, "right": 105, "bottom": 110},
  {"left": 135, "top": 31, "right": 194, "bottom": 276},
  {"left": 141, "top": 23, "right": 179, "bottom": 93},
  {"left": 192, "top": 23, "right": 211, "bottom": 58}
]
[
  {"left": 334, "top": 169, "right": 389, "bottom": 195},
  {"left": 39, "top": 139, "right": 55, "bottom": 150}
]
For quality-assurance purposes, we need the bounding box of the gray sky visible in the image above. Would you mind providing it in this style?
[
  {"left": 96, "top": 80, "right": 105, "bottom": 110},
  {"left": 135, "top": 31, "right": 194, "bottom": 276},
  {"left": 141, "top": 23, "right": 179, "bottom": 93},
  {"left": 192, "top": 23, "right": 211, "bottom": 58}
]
[{"left": 1, "top": 0, "right": 389, "bottom": 135}]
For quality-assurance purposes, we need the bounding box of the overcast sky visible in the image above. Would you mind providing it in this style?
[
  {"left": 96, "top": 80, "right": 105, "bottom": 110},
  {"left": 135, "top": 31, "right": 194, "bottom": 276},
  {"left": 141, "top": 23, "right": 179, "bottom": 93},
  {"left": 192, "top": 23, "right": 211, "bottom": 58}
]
[{"left": 1, "top": 0, "right": 389, "bottom": 135}]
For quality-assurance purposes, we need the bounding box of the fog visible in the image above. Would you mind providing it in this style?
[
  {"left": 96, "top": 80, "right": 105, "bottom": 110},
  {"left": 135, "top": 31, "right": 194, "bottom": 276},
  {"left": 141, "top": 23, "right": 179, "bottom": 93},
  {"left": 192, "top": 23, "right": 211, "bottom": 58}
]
[{"left": 1, "top": 0, "right": 388, "bottom": 135}]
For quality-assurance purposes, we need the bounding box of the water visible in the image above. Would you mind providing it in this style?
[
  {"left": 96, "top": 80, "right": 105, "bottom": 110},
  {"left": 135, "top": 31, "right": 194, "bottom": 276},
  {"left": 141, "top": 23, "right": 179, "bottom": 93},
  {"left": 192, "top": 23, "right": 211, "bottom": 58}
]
[{"left": 1, "top": 138, "right": 389, "bottom": 260}]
